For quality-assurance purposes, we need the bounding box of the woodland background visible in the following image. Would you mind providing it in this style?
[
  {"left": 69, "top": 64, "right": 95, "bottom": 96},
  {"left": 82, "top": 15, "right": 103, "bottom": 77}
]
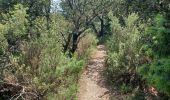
[{"left": 0, "top": 0, "right": 170, "bottom": 99}]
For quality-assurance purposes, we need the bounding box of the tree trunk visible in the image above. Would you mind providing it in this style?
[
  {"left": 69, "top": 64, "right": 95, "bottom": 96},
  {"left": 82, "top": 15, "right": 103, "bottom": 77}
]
[
  {"left": 98, "top": 16, "right": 104, "bottom": 37},
  {"left": 99, "top": 19, "right": 104, "bottom": 37},
  {"left": 63, "top": 34, "right": 72, "bottom": 53},
  {"left": 71, "top": 33, "right": 78, "bottom": 53},
  {"left": 63, "top": 32, "right": 79, "bottom": 54},
  {"left": 46, "top": 0, "right": 51, "bottom": 30}
]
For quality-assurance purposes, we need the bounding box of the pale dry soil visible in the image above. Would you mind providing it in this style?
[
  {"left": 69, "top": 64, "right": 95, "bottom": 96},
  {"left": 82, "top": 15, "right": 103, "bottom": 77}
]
[
  {"left": 77, "top": 45, "right": 155, "bottom": 100},
  {"left": 77, "top": 45, "right": 112, "bottom": 100}
]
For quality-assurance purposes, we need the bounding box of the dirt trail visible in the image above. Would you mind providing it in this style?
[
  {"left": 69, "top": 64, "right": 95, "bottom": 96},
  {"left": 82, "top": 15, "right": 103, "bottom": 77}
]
[{"left": 78, "top": 45, "right": 111, "bottom": 100}]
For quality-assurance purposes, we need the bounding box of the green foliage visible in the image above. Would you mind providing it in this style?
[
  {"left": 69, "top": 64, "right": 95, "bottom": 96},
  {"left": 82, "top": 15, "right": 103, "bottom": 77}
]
[
  {"left": 107, "top": 11, "right": 170, "bottom": 98},
  {"left": 145, "top": 14, "right": 170, "bottom": 56},
  {"left": 120, "top": 83, "right": 132, "bottom": 94},
  {"left": 0, "top": 0, "right": 169, "bottom": 99},
  {"left": 106, "top": 52, "right": 127, "bottom": 81},
  {"left": 0, "top": 0, "right": 51, "bottom": 20},
  {"left": 32, "top": 17, "right": 48, "bottom": 34},
  {"left": 52, "top": 55, "right": 84, "bottom": 99},
  {"left": 7, "top": 49, "right": 84, "bottom": 99},
  {"left": 0, "top": 3, "right": 85, "bottom": 99},
  {"left": 28, "top": 15, "right": 84, "bottom": 99},
  {"left": 0, "top": 6, "right": 85, "bottom": 99},
  {"left": 32, "top": 53, "right": 84, "bottom": 99},
  {"left": 60, "top": 0, "right": 113, "bottom": 53},
  {"left": 77, "top": 32, "right": 98, "bottom": 60},
  {"left": 136, "top": 14, "right": 170, "bottom": 98},
  {"left": 130, "top": 91, "right": 146, "bottom": 100},
  {"left": 0, "top": 4, "right": 27, "bottom": 54},
  {"left": 138, "top": 57, "right": 170, "bottom": 97},
  {"left": 5, "top": 4, "right": 28, "bottom": 37},
  {"left": 0, "top": 24, "right": 7, "bottom": 55},
  {"left": 106, "top": 13, "right": 145, "bottom": 77}
]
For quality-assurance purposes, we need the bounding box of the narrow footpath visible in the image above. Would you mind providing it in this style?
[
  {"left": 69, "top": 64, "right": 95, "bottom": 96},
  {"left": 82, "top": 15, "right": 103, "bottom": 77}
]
[{"left": 78, "top": 45, "right": 111, "bottom": 100}]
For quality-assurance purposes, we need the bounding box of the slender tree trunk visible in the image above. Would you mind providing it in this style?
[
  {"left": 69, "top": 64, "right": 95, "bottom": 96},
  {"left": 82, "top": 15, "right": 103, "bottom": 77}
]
[
  {"left": 64, "top": 31, "right": 86, "bottom": 54},
  {"left": 46, "top": 0, "right": 51, "bottom": 30},
  {"left": 63, "top": 34, "right": 72, "bottom": 52},
  {"left": 91, "top": 23, "right": 98, "bottom": 35},
  {"left": 63, "top": 32, "right": 79, "bottom": 54},
  {"left": 99, "top": 19, "right": 104, "bottom": 37},
  {"left": 27, "top": 1, "right": 36, "bottom": 38},
  {"left": 98, "top": 16, "right": 104, "bottom": 37},
  {"left": 71, "top": 33, "right": 78, "bottom": 53}
]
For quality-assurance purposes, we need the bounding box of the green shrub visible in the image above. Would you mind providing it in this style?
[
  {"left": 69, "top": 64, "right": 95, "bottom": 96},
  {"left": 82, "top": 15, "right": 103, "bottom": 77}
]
[
  {"left": 0, "top": 24, "right": 7, "bottom": 55},
  {"left": 144, "top": 14, "right": 170, "bottom": 56},
  {"left": 6, "top": 50, "right": 84, "bottom": 99},
  {"left": 3, "top": 4, "right": 28, "bottom": 41},
  {"left": 0, "top": 4, "right": 27, "bottom": 55},
  {"left": 106, "top": 13, "right": 150, "bottom": 96},
  {"left": 77, "top": 32, "right": 98, "bottom": 60},
  {"left": 106, "top": 52, "right": 127, "bottom": 79},
  {"left": 0, "top": 5, "right": 85, "bottom": 99},
  {"left": 120, "top": 83, "right": 132, "bottom": 94},
  {"left": 138, "top": 57, "right": 170, "bottom": 97},
  {"left": 26, "top": 16, "right": 84, "bottom": 99},
  {"left": 106, "top": 13, "right": 146, "bottom": 78}
]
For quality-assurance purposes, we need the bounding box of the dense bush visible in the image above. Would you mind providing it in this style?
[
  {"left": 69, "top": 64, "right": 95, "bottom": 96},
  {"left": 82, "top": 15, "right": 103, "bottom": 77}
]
[
  {"left": 4, "top": 51, "right": 84, "bottom": 99},
  {"left": 0, "top": 4, "right": 85, "bottom": 100},
  {"left": 139, "top": 57, "right": 170, "bottom": 97},
  {"left": 106, "top": 13, "right": 145, "bottom": 79},
  {"left": 0, "top": 24, "right": 7, "bottom": 55},
  {"left": 106, "top": 7, "right": 170, "bottom": 98},
  {"left": 3, "top": 4, "right": 28, "bottom": 46},
  {"left": 143, "top": 14, "right": 170, "bottom": 56},
  {"left": 138, "top": 14, "right": 170, "bottom": 98},
  {"left": 77, "top": 31, "right": 98, "bottom": 60}
]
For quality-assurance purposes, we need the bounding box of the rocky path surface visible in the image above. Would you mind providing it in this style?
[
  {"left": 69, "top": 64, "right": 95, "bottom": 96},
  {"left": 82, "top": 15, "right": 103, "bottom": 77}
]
[{"left": 78, "top": 45, "right": 111, "bottom": 100}]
